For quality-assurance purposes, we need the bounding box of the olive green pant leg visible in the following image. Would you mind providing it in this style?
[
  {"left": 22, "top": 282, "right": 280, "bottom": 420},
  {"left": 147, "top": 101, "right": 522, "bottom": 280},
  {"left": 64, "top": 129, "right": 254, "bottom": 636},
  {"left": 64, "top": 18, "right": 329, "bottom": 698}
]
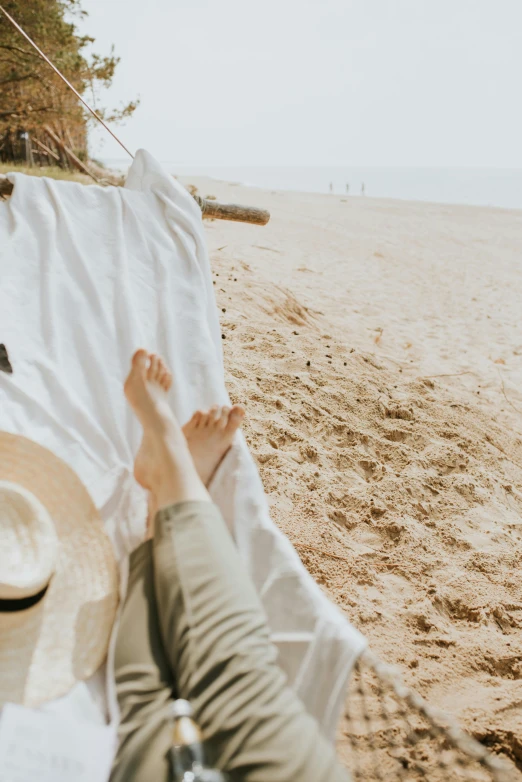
[
  {"left": 152, "top": 500, "right": 349, "bottom": 782},
  {"left": 111, "top": 541, "right": 174, "bottom": 782}
]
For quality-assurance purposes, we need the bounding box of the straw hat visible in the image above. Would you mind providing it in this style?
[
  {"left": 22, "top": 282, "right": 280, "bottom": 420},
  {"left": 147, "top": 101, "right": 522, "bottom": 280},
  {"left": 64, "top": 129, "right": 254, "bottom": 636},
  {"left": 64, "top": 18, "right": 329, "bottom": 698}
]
[{"left": 0, "top": 432, "right": 119, "bottom": 708}]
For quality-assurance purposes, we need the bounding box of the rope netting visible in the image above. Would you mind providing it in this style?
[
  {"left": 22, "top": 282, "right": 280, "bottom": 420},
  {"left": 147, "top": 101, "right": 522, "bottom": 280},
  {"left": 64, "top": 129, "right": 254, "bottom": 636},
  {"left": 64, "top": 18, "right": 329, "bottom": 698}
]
[{"left": 338, "top": 650, "right": 516, "bottom": 782}]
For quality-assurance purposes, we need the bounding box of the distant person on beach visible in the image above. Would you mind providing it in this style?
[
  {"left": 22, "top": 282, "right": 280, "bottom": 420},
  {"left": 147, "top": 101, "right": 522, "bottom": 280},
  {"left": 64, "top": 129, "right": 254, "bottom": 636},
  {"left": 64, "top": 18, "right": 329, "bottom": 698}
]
[
  {"left": 329, "top": 181, "right": 333, "bottom": 193},
  {"left": 110, "top": 349, "right": 350, "bottom": 782},
  {"left": 361, "top": 182, "right": 365, "bottom": 196},
  {"left": 346, "top": 183, "right": 349, "bottom": 194}
]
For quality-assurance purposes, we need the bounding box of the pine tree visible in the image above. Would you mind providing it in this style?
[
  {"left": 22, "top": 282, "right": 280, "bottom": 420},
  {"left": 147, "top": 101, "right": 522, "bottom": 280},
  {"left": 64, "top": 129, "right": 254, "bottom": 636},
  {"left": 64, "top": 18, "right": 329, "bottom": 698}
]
[{"left": 0, "top": 0, "right": 138, "bottom": 162}]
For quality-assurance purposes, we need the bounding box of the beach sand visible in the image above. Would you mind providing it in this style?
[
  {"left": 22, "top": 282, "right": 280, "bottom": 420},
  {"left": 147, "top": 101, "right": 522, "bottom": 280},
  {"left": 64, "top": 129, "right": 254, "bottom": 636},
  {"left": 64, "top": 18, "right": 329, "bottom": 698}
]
[{"left": 186, "top": 178, "right": 522, "bottom": 772}]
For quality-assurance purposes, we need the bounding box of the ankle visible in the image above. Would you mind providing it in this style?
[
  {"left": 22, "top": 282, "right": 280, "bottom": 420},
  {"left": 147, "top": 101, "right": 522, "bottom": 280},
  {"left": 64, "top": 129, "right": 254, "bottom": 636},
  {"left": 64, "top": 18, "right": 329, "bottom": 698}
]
[
  {"left": 155, "top": 478, "right": 210, "bottom": 511},
  {"left": 153, "top": 440, "right": 210, "bottom": 509}
]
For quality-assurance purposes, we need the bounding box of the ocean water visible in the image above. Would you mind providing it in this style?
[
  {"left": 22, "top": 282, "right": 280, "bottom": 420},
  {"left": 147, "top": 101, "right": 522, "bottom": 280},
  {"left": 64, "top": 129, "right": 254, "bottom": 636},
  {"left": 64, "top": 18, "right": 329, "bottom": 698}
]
[{"left": 103, "top": 161, "right": 522, "bottom": 210}]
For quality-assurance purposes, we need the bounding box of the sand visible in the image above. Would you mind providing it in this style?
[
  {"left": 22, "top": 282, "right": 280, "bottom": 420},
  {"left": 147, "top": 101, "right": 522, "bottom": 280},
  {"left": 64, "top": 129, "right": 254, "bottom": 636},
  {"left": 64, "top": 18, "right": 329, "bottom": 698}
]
[{"left": 185, "top": 178, "right": 522, "bottom": 772}]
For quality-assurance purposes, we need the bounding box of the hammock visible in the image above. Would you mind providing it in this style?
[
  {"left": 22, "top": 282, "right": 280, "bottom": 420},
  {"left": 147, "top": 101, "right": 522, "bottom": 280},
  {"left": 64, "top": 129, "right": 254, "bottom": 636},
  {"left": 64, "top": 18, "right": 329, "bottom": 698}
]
[
  {"left": 0, "top": 174, "right": 270, "bottom": 225},
  {"left": 0, "top": 5, "right": 516, "bottom": 782}
]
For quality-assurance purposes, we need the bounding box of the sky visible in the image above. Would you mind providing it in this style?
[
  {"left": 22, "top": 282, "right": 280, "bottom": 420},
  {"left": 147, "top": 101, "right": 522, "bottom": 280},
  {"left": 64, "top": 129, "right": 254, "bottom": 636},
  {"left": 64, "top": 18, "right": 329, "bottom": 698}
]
[{"left": 79, "top": 0, "right": 522, "bottom": 167}]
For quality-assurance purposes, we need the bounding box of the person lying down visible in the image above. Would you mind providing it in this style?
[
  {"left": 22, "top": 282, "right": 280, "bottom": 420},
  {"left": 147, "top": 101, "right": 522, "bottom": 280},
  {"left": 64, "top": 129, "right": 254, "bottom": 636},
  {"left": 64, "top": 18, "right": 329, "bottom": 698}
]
[{"left": 111, "top": 349, "right": 350, "bottom": 782}]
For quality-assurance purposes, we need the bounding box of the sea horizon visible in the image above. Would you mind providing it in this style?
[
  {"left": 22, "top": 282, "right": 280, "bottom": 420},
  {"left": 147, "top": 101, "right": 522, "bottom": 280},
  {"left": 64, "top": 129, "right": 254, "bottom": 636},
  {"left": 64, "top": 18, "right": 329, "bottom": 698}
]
[{"left": 101, "top": 160, "right": 522, "bottom": 211}]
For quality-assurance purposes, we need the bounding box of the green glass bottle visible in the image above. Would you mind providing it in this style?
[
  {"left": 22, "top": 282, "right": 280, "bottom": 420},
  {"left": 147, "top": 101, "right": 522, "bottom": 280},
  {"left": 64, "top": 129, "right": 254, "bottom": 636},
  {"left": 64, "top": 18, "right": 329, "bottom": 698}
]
[{"left": 170, "top": 700, "right": 226, "bottom": 782}]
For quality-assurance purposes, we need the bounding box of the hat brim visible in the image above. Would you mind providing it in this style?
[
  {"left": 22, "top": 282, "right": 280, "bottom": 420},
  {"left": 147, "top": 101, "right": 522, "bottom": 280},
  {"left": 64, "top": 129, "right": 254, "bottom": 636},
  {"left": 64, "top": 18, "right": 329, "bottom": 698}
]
[{"left": 0, "top": 432, "right": 118, "bottom": 708}]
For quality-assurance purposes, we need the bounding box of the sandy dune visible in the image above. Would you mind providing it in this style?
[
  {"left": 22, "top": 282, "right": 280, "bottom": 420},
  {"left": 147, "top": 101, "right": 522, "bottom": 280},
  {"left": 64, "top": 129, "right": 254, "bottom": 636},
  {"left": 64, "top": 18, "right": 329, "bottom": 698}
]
[{"left": 185, "top": 177, "right": 522, "bottom": 772}]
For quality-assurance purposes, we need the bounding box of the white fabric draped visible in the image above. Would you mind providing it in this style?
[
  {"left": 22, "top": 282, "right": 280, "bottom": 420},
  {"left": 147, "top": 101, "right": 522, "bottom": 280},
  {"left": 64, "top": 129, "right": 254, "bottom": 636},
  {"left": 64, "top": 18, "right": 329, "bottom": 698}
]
[{"left": 0, "top": 150, "right": 366, "bottom": 739}]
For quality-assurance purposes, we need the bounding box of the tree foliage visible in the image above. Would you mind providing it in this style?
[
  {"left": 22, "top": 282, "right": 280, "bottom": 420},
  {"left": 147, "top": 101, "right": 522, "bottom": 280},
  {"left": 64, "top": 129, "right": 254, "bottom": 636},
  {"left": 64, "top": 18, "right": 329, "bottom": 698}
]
[{"left": 0, "top": 0, "right": 138, "bottom": 144}]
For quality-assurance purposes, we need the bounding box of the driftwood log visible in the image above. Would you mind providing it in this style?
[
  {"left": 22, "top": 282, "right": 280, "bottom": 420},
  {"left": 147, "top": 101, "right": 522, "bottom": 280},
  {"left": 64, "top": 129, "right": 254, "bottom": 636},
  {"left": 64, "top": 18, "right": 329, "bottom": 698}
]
[
  {"left": 44, "top": 126, "right": 102, "bottom": 184},
  {"left": 0, "top": 176, "right": 270, "bottom": 225},
  {"left": 192, "top": 195, "right": 269, "bottom": 225},
  {"left": 31, "top": 136, "right": 61, "bottom": 162}
]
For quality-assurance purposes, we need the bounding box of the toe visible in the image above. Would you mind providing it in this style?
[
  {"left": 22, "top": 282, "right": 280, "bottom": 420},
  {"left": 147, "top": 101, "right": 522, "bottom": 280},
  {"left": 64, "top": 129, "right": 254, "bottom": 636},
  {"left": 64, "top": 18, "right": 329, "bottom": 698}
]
[
  {"left": 153, "top": 356, "right": 163, "bottom": 382},
  {"left": 206, "top": 405, "right": 220, "bottom": 426},
  {"left": 148, "top": 354, "right": 160, "bottom": 381},
  {"left": 156, "top": 356, "right": 171, "bottom": 385},
  {"left": 125, "top": 350, "right": 149, "bottom": 398},
  {"left": 157, "top": 356, "right": 168, "bottom": 377},
  {"left": 218, "top": 406, "right": 231, "bottom": 429},
  {"left": 226, "top": 405, "right": 245, "bottom": 431},
  {"left": 194, "top": 410, "right": 209, "bottom": 428},
  {"left": 132, "top": 349, "right": 149, "bottom": 373},
  {"left": 158, "top": 369, "right": 169, "bottom": 391},
  {"left": 188, "top": 410, "right": 203, "bottom": 430}
]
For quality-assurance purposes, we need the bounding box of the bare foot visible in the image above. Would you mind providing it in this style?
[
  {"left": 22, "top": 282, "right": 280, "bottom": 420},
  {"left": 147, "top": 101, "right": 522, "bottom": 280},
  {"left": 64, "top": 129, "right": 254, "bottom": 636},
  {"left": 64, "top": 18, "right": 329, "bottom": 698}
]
[
  {"left": 124, "top": 350, "right": 209, "bottom": 512},
  {"left": 183, "top": 404, "right": 245, "bottom": 486}
]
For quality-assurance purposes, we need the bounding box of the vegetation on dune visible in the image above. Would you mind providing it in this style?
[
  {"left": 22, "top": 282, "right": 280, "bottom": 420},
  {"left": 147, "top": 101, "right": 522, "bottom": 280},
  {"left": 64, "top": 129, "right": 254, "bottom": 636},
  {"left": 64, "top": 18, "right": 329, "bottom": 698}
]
[{"left": 0, "top": 161, "right": 91, "bottom": 182}]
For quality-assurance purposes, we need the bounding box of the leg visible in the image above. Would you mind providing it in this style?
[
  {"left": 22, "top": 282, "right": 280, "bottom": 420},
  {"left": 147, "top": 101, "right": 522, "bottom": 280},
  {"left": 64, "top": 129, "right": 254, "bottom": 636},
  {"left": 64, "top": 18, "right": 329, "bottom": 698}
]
[
  {"left": 112, "top": 351, "right": 247, "bottom": 782},
  {"left": 110, "top": 542, "right": 174, "bottom": 782},
  {"left": 124, "top": 350, "right": 210, "bottom": 509},
  {"left": 153, "top": 501, "right": 349, "bottom": 782},
  {"left": 126, "top": 349, "right": 244, "bottom": 533},
  {"left": 122, "top": 350, "right": 349, "bottom": 782}
]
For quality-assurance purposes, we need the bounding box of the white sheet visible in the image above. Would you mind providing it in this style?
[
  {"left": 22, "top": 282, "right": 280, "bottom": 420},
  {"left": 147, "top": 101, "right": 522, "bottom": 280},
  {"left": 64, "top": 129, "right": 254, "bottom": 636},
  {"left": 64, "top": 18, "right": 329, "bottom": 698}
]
[{"left": 0, "top": 150, "right": 366, "bottom": 739}]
